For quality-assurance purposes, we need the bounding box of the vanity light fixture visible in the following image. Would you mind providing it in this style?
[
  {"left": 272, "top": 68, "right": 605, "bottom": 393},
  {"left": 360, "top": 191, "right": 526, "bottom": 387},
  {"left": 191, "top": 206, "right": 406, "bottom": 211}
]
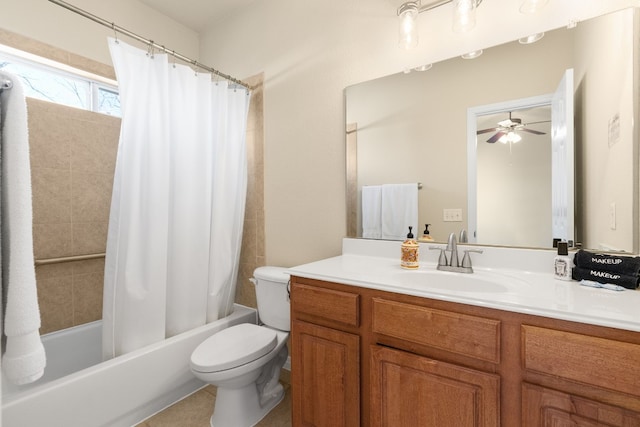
[
  {"left": 397, "top": 0, "right": 483, "bottom": 49},
  {"left": 461, "top": 49, "right": 483, "bottom": 59},
  {"left": 519, "top": 32, "right": 545, "bottom": 44},
  {"left": 519, "top": 0, "right": 549, "bottom": 14}
]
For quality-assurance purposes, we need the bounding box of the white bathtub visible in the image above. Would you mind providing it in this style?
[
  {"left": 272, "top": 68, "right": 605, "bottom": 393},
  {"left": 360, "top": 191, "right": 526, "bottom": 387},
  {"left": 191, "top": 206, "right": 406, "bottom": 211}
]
[{"left": 2, "top": 304, "right": 257, "bottom": 427}]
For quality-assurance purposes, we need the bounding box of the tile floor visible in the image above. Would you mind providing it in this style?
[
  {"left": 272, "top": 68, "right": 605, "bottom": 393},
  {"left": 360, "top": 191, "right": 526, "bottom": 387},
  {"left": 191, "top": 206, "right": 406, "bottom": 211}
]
[{"left": 136, "top": 378, "right": 291, "bottom": 427}]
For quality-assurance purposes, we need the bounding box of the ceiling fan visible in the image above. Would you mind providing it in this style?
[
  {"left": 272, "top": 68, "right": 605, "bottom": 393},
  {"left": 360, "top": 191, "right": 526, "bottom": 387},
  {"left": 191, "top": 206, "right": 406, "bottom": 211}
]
[{"left": 477, "top": 111, "right": 549, "bottom": 143}]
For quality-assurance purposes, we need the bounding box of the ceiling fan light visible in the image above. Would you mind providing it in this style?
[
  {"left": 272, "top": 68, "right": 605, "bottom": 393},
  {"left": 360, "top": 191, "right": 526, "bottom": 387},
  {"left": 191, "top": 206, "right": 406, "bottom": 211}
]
[{"left": 499, "top": 131, "right": 522, "bottom": 144}]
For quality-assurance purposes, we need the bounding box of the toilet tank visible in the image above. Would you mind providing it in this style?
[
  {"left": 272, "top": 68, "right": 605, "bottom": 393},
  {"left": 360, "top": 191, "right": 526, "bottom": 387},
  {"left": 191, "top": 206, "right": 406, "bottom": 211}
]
[{"left": 253, "top": 266, "right": 291, "bottom": 331}]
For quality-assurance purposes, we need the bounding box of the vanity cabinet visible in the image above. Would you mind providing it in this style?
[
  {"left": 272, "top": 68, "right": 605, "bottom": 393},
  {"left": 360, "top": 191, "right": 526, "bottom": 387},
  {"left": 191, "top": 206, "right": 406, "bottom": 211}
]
[
  {"left": 370, "top": 345, "right": 499, "bottom": 426},
  {"left": 291, "top": 320, "right": 360, "bottom": 426},
  {"left": 290, "top": 282, "right": 361, "bottom": 426},
  {"left": 289, "top": 276, "right": 640, "bottom": 427},
  {"left": 522, "top": 383, "right": 640, "bottom": 426}
]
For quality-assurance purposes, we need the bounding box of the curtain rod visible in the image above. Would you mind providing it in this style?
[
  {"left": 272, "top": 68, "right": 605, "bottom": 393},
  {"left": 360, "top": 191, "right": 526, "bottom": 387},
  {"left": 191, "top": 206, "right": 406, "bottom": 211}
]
[{"left": 48, "top": 0, "right": 252, "bottom": 90}]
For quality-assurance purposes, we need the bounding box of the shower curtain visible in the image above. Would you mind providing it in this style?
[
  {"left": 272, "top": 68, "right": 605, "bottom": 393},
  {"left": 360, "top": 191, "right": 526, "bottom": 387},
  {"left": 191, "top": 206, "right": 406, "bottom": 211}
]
[{"left": 103, "top": 38, "right": 250, "bottom": 359}]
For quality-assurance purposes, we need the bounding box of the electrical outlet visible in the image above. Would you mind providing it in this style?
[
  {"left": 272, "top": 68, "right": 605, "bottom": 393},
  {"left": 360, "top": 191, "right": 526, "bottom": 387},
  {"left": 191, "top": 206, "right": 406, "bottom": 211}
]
[{"left": 443, "top": 208, "right": 463, "bottom": 222}]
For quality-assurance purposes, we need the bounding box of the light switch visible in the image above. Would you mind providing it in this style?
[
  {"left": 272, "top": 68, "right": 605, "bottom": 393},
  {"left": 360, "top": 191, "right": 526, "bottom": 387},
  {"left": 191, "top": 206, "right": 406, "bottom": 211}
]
[{"left": 443, "top": 208, "right": 463, "bottom": 222}]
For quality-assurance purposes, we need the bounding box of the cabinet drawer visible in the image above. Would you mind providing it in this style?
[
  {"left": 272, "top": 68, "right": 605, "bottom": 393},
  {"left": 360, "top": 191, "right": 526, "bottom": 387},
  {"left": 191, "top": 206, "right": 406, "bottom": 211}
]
[
  {"left": 291, "top": 282, "right": 360, "bottom": 327},
  {"left": 522, "top": 325, "right": 640, "bottom": 396},
  {"left": 372, "top": 298, "right": 500, "bottom": 363}
]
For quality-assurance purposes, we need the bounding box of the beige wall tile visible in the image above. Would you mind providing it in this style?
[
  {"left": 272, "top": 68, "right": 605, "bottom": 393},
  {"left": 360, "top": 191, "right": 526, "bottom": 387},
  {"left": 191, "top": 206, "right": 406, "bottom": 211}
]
[
  {"left": 71, "top": 172, "right": 113, "bottom": 223},
  {"left": 70, "top": 258, "right": 105, "bottom": 275},
  {"left": 31, "top": 167, "right": 71, "bottom": 224},
  {"left": 73, "top": 271, "right": 104, "bottom": 325},
  {"left": 70, "top": 118, "right": 120, "bottom": 176},
  {"left": 32, "top": 222, "right": 73, "bottom": 259},
  {"left": 72, "top": 221, "right": 108, "bottom": 255},
  {"left": 27, "top": 100, "right": 71, "bottom": 170},
  {"left": 37, "top": 273, "right": 73, "bottom": 334},
  {"left": 35, "top": 262, "right": 73, "bottom": 280}
]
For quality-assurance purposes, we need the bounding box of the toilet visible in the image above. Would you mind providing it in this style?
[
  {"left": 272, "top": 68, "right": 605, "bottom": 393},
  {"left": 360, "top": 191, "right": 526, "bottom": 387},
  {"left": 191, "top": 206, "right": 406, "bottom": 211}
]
[{"left": 190, "top": 266, "right": 290, "bottom": 427}]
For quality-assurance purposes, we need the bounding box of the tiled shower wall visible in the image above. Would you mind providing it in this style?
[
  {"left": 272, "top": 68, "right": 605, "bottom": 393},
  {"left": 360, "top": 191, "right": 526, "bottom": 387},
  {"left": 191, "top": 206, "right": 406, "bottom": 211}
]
[
  {"left": 29, "top": 100, "right": 119, "bottom": 333},
  {"left": 2, "top": 30, "right": 265, "bottom": 334}
]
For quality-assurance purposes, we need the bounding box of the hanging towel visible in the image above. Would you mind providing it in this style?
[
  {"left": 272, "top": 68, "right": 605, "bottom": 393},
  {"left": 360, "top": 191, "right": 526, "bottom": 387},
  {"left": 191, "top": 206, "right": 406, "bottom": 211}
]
[
  {"left": 381, "top": 183, "right": 418, "bottom": 241},
  {"left": 361, "top": 185, "right": 382, "bottom": 239},
  {"left": 573, "top": 249, "right": 640, "bottom": 276},
  {"left": 0, "top": 70, "right": 46, "bottom": 385}
]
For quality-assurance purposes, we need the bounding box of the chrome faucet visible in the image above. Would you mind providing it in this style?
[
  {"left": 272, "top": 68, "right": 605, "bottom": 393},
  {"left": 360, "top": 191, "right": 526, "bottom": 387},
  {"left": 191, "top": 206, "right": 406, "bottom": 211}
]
[{"left": 429, "top": 232, "right": 483, "bottom": 273}]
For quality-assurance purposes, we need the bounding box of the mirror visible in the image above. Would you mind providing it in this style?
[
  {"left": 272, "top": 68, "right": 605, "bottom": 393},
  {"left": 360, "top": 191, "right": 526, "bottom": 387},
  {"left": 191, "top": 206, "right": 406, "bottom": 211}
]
[{"left": 345, "top": 7, "right": 638, "bottom": 253}]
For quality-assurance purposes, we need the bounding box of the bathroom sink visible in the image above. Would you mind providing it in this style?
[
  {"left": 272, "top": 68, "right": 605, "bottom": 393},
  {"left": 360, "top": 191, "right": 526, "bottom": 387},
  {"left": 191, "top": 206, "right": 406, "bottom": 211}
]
[{"left": 391, "top": 269, "right": 526, "bottom": 294}]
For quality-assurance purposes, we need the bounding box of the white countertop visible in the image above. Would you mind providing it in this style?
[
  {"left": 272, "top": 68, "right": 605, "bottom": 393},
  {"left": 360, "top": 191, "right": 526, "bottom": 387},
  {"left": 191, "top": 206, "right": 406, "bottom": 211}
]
[{"left": 288, "top": 238, "right": 640, "bottom": 333}]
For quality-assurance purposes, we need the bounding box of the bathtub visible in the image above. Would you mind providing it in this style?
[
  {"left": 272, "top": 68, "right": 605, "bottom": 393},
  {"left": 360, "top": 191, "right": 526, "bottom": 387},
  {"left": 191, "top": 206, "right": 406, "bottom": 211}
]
[{"left": 2, "top": 304, "right": 257, "bottom": 427}]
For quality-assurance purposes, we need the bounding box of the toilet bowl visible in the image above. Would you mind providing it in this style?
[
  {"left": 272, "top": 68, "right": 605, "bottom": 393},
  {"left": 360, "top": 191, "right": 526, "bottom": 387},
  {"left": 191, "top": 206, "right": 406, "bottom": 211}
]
[{"left": 190, "top": 267, "right": 290, "bottom": 427}]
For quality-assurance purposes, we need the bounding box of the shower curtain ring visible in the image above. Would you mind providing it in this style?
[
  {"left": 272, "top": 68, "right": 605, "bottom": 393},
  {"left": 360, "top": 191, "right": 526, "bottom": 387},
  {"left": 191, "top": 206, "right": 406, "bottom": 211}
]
[
  {"left": 147, "top": 41, "right": 154, "bottom": 59},
  {"left": 112, "top": 23, "right": 118, "bottom": 43}
]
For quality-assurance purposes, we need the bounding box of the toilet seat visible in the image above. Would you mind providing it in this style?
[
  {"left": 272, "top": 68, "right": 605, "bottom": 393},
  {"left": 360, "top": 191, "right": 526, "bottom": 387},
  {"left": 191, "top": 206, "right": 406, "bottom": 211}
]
[{"left": 191, "top": 323, "right": 277, "bottom": 373}]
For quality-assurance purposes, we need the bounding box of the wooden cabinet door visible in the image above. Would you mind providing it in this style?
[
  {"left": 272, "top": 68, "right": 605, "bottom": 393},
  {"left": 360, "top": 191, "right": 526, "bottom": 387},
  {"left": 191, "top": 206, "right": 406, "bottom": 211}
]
[
  {"left": 370, "top": 345, "right": 500, "bottom": 427},
  {"left": 522, "top": 383, "right": 640, "bottom": 427},
  {"left": 291, "top": 320, "right": 360, "bottom": 427}
]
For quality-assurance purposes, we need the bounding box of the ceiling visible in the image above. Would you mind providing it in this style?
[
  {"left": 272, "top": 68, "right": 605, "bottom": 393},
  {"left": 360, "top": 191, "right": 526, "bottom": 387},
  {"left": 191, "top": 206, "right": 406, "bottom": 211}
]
[{"left": 139, "top": 0, "right": 257, "bottom": 32}]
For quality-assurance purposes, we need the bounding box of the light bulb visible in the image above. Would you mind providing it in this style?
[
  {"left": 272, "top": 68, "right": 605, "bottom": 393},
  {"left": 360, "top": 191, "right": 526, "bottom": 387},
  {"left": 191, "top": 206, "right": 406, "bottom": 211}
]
[
  {"left": 398, "top": 2, "right": 419, "bottom": 49},
  {"left": 519, "top": 0, "right": 549, "bottom": 14},
  {"left": 452, "top": 0, "right": 476, "bottom": 33},
  {"left": 499, "top": 131, "right": 522, "bottom": 144}
]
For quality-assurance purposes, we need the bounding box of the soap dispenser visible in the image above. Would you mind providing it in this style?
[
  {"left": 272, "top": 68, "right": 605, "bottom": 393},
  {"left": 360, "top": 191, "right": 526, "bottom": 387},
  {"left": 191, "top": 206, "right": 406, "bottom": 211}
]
[
  {"left": 401, "top": 226, "right": 419, "bottom": 269},
  {"left": 419, "top": 224, "right": 434, "bottom": 242},
  {"left": 554, "top": 241, "right": 572, "bottom": 281}
]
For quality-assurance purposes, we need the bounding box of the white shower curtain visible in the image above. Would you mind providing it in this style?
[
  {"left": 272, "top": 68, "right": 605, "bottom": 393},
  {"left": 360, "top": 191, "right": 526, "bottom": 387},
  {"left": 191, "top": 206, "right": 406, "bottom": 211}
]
[{"left": 103, "top": 38, "right": 250, "bottom": 359}]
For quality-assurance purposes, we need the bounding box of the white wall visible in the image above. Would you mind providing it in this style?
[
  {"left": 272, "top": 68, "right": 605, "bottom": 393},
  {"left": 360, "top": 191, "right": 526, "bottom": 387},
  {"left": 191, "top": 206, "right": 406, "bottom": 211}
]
[
  {"left": 574, "top": 8, "right": 636, "bottom": 251},
  {"left": 199, "top": 0, "right": 638, "bottom": 266},
  {"left": 0, "top": 0, "right": 198, "bottom": 69}
]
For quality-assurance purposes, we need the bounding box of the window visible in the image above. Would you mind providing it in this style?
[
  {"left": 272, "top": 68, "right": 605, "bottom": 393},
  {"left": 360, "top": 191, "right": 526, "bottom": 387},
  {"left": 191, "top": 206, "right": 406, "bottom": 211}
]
[{"left": 0, "top": 44, "right": 121, "bottom": 117}]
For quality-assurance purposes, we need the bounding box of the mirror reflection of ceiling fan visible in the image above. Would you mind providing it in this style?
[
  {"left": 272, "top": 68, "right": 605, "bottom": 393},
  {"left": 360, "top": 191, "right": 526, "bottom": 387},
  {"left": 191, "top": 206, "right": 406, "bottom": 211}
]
[{"left": 477, "top": 111, "right": 550, "bottom": 143}]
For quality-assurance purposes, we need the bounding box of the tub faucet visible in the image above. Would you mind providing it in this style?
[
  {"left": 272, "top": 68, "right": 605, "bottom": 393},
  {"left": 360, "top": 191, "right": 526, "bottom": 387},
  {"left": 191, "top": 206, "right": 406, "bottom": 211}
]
[{"left": 429, "top": 232, "right": 483, "bottom": 273}]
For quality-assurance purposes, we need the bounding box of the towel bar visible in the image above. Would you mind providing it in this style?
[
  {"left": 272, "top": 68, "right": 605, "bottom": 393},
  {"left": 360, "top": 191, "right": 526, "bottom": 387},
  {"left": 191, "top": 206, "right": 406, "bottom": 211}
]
[{"left": 34, "top": 252, "right": 106, "bottom": 266}]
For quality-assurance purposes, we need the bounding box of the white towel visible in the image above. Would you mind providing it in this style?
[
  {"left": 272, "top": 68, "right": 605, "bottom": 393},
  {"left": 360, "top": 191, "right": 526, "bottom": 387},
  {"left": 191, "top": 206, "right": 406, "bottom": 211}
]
[
  {"left": 361, "top": 185, "right": 382, "bottom": 239},
  {"left": 0, "top": 70, "right": 46, "bottom": 385},
  {"left": 381, "top": 183, "right": 418, "bottom": 241}
]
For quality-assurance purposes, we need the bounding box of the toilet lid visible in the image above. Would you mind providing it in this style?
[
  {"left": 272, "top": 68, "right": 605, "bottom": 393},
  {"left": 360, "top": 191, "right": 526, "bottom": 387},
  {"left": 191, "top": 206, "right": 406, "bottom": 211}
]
[{"left": 191, "top": 323, "right": 278, "bottom": 373}]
